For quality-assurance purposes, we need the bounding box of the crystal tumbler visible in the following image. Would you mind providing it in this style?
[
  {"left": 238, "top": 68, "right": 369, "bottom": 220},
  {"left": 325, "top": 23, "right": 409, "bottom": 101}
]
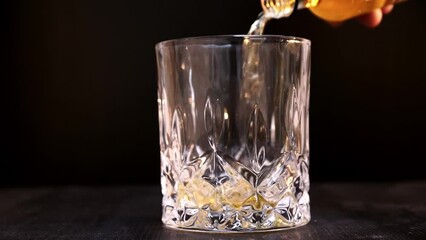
[{"left": 156, "top": 35, "right": 311, "bottom": 232}]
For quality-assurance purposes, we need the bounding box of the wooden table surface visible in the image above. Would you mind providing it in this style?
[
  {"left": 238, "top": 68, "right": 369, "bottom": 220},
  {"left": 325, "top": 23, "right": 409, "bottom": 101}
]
[{"left": 1, "top": 182, "right": 425, "bottom": 240}]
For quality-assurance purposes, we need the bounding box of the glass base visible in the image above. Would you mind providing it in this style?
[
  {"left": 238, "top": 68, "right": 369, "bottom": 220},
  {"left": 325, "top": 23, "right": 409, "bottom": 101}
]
[
  {"left": 163, "top": 219, "right": 310, "bottom": 233},
  {"left": 161, "top": 177, "right": 310, "bottom": 232},
  {"left": 161, "top": 144, "right": 311, "bottom": 232}
]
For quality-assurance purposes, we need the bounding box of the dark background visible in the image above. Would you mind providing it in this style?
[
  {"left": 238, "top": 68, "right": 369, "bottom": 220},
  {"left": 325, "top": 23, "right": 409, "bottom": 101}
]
[{"left": 1, "top": 0, "right": 425, "bottom": 186}]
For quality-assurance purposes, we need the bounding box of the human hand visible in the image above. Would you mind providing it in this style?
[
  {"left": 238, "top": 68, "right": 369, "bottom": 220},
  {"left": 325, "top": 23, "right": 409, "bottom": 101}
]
[{"left": 329, "top": 5, "right": 394, "bottom": 28}]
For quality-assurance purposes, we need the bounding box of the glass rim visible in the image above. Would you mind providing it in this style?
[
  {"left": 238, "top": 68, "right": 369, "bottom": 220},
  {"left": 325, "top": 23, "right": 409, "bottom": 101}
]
[{"left": 156, "top": 34, "right": 311, "bottom": 48}]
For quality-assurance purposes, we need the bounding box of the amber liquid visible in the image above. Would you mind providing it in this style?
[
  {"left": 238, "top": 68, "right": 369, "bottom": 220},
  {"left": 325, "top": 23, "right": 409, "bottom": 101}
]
[
  {"left": 260, "top": 0, "right": 401, "bottom": 23},
  {"left": 307, "top": 0, "right": 400, "bottom": 22}
]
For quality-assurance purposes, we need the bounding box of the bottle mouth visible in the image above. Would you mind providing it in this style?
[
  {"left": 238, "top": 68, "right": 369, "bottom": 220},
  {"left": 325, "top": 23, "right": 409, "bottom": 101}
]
[{"left": 261, "top": 0, "right": 300, "bottom": 19}]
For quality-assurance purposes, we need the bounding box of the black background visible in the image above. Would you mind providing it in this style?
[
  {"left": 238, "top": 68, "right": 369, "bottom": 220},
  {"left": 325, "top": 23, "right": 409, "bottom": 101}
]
[{"left": 1, "top": 0, "right": 425, "bottom": 186}]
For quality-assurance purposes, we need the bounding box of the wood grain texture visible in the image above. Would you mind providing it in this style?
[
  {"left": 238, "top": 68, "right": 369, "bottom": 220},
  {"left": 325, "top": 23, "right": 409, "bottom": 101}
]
[{"left": 0, "top": 182, "right": 425, "bottom": 240}]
